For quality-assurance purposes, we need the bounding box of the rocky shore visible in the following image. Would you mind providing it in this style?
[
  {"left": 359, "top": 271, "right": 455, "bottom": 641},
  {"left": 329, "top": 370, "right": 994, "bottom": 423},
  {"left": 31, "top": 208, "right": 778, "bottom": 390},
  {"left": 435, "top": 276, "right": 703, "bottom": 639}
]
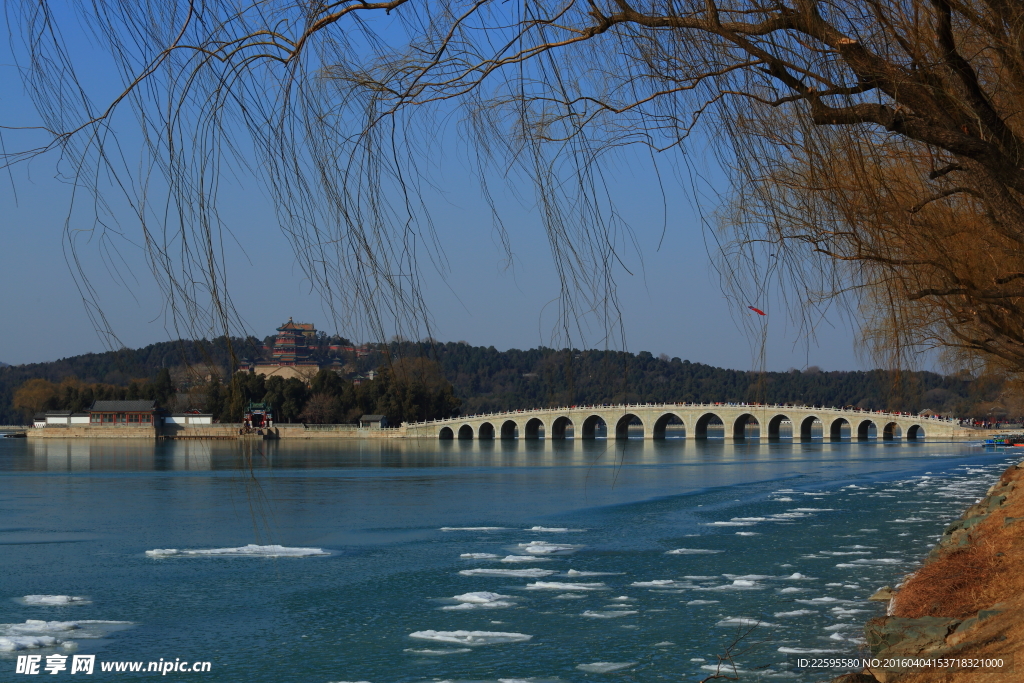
[{"left": 834, "top": 459, "right": 1024, "bottom": 683}]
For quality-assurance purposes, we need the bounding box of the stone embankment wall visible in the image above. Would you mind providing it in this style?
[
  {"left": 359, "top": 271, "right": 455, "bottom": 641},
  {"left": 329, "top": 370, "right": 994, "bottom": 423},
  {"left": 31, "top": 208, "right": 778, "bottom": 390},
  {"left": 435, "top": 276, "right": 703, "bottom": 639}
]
[
  {"left": 834, "top": 460, "right": 1024, "bottom": 683},
  {"left": 27, "top": 426, "right": 158, "bottom": 439},
  {"left": 24, "top": 424, "right": 407, "bottom": 440},
  {"left": 273, "top": 425, "right": 405, "bottom": 439}
]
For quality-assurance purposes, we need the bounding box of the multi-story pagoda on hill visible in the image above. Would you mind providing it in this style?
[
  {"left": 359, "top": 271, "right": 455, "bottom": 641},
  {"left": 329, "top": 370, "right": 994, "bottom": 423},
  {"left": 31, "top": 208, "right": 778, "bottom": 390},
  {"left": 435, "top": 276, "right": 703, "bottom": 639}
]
[
  {"left": 241, "top": 318, "right": 322, "bottom": 382},
  {"left": 271, "top": 318, "right": 316, "bottom": 365}
]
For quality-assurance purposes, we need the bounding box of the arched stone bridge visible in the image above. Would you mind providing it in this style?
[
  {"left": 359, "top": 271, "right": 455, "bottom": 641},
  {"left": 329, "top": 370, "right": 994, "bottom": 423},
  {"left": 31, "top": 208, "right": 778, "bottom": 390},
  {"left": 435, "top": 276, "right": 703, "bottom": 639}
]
[{"left": 403, "top": 403, "right": 969, "bottom": 440}]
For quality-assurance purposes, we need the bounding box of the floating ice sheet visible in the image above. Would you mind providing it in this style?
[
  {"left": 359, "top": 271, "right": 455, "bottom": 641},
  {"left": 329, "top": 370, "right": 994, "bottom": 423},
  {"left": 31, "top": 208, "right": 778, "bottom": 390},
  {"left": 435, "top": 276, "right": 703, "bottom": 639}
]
[
  {"left": 514, "top": 541, "right": 582, "bottom": 556},
  {"left": 408, "top": 630, "right": 531, "bottom": 646},
  {"left": 666, "top": 548, "right": 723, "bottom": 555},
  {"left": 576, "top": 662, "right": 634, "bottom": 673},
  {"left": 403, "top": 648, "right": 471, "bottom": 655},
  {"left": 566, "top": 569, "right": 620, "bottom": 576},
  {"left": 459, "top": 568, "right": 555, "bottom": 578},
  {"left": 440, "top": 527, "right": 508, "bottom": 531},
  {"left": 501, "top": 555, "right": 552, "bottom": 563},
  {"left": 581, "top": 610, "right": 637, "bottom": 619},
  {"left": 524, "top": 582, "right": 606, "bottom": 591},
  {"left": 0, "top": 635, "right": 61, "bottom": 651},
  {"left": 19, "top": 595, "right": 91, "bottom": 606},
  {"left": 715, "top": 617, "right": 780, "bottom": 627},
  {"left": 461, "top": 553, "right": 501, "bottom": 560},
  {"left": 146, "top": 545, "right": 328, "bottom": 558}
]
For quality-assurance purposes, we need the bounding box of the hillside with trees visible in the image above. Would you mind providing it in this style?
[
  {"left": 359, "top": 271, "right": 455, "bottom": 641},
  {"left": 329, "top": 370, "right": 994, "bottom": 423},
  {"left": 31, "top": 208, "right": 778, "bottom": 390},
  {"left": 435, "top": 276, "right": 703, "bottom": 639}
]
[{"left": 3, "top": 338, "right": 1019, "bottom": 425}]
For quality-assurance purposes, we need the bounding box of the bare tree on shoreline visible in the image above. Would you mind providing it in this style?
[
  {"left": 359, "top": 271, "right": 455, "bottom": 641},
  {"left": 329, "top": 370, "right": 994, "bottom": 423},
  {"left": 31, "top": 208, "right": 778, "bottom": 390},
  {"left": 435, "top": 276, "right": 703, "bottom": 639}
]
[{"left": 5, "top": 1, "right": 1024, "bottom": 374}]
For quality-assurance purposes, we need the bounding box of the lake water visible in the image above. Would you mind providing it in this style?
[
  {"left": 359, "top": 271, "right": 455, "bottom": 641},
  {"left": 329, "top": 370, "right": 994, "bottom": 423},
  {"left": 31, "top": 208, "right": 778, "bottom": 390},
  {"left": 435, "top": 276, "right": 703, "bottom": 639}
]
[{"left": 0, "top": 437, "right": 1015, "bottom": 681}]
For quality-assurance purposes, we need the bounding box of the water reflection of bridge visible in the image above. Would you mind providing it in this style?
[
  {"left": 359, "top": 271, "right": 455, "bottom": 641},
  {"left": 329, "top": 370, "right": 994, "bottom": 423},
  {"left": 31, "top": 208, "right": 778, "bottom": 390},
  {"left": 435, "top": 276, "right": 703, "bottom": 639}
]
[{"left": 404, "top": 403, "right": 967, "bottom": 441}]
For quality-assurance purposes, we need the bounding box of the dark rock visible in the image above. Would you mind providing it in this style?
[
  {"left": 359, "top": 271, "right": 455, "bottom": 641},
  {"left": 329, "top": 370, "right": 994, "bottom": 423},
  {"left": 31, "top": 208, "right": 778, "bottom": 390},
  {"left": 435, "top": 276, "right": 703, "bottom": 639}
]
[
  {"left": 868, "top": 586, "right": 894, "bottom": 601},
  {"left": 865, "top": 616, "right": 960, "bottom": 655},
  {"left": 986, "top": 495, "right": 1007, "bottom": 511}
]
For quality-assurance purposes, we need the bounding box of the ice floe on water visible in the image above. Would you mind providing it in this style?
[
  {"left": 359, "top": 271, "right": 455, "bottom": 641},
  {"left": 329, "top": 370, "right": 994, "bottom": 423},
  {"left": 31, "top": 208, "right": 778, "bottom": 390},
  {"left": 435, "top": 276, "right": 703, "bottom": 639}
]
[
  {"left": 146, "top": 545, "right": 328, "bottom": 558},
  {"left": 525, "top": 527, "right": 585, "bottom": 532},
  {"left": 441, "top": 527, "right": 509, "bottom": 532},
  {"left": 408, "top": 630, "right": 532, "bottom": 646},
  {"left": 459, "top": 568, "right": 556, "bottom": 577},
  {"left": 0, "top": 636, "right": 64, "bottom": 652},
  {"left": 666, "top": 548, "right": 723, "bottom": 555},
  {"left": 514, "top": 541, "right": 582, "bottom": 556},
  {"left": 441, "top": 592, "right": 516, "bottom": 610},
  {"left": 835, "top": 559, "right": 903, "bottom": 567},
  {"left": 553, "top": 593, "right": 586, "bottom": 599},
  {"left": 631, "top": 580, "right": 690, "bottom": 588},
  {"left": 18, "top": 595, "right": 90, "bottom": 606},
  {"left": 687, "top": 600, "right": 719, "bottom": 605},
  {"left": 580, "top": 610, "right": 638, "bottom": 619},
  {"left": 0, "top": 620, "right": 133, "bottom": 652},
  {"left": 715, "top": 617, "right": 780, "bottom": 628},
  {"left": 461, "top": 553, "right": 501, "bottom": 559},
  {"left": 565, "top": 569, "right": 619, "bottom": 576},
  {"left": 795, "top": 597, "right": 857, "bottom": 605},
  {"left": 735, "top": 532, "right": 760, "bottom": 536},
  {"left": 525, "top": 582, "right": 606, "bottom": 591},
  {"left": 501, "top": 555, "right": 552, "bottom": 563},
  {"left": 576, "top": 662, "right": 634, "bottom": 673},
  {"left": 778, "top": 647, "right": 843, "bottom": 654},
  {"left": 404, "top": 648, "right": 472, "bottom": 655},
  {"left": 696, "top": 579, "right": 767, "bottom": 591},
  {"left": 774, "top": 610, "right": 816, "bottom": 617}
]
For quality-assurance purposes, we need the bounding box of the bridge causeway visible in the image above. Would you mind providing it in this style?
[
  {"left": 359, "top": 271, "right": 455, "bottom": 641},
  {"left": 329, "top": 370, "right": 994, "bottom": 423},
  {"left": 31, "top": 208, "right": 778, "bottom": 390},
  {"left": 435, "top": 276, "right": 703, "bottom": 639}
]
[{"left": 403, "top": 403, "right": 969, "bottom": 440}]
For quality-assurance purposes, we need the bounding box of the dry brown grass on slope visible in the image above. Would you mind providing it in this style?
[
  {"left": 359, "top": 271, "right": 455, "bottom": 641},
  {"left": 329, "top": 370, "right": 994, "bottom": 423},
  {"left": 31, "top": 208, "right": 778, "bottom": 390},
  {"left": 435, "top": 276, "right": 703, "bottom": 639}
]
[
  {"left": 892, "top": 542, "right": 1002, "bottom": 619},
  {"left": 889, "top": 461, "right": 1024, "bottom": 683}
]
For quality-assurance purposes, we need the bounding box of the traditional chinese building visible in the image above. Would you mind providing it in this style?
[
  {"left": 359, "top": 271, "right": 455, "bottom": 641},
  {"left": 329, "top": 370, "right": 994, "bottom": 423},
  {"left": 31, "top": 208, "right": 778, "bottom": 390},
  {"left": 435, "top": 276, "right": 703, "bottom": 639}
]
[
  {"left": 88, "top": 400, "right": 158, "bottom": 426},
  {"left": 271, "top": 318, "right": 317, "bottom": 364},
  {"left": 242, "top": 318, "right": 323, "bottom": 382}
]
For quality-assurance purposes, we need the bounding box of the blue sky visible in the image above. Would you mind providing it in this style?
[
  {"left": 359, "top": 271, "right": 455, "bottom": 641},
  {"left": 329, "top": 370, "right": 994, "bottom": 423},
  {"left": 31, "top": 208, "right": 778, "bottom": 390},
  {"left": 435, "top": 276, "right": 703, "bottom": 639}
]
[{"left": 0, "top": 6, "right": 868, "bottom": 372}]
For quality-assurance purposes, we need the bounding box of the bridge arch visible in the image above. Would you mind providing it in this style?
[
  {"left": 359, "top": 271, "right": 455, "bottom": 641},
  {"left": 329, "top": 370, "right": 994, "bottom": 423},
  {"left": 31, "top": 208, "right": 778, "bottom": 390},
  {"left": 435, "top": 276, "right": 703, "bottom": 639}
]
[
  {"left": 857, "top": 420, "right": 876, "bottom": 440},
  {"left": 500, "top": 420, "right": 518, "bottom": 439},
  {"left": 767, "top": 414, "right": 792, "bottom": 440},
  {"left": 653, "top": 413, "right": 685, "bottom": 439},
  {"left": 615, "top": 414, "right": 644, "bottom": 439},
  {"left": 799, "top": 415, "right": 822, "bottom": 440},
  {"left": 581, "top": 415, "right": 606, "bottom": 439},
  {"left": 883, "top": 422, "right": 902, "bottom": 440},
  {"left": 458, "top": 424, "right": 474, "bottom": 440},
  {"left": 439, "top": 426, "right": 454, "bottom": 439},
  {"left": 478, "top": 422, "right": 495, "bottom": 439},
  {"left": 906, "top": 424, "right": 925, "bottom": 440},
  {"left": 524, "top": 418, "right": 544, "bottom": 439},
  {"left": 551, "top": 416, "right": 574, "bottom": 439},
  {"left": 733, "top": 413, "right": 760, "bottom": 439},
  {"left": 694, "top": 412, "right": 724, "bottom": 439},
  {"left": 829, "top": 417, "right": 850, "bottom": 441}
]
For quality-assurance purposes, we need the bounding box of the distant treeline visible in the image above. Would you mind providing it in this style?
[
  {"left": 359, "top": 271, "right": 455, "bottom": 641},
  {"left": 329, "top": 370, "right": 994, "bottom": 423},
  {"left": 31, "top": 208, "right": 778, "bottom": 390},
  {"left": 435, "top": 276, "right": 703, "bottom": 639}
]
[
  {"left": 401, "top": 342, "right": 993, "bottom": 417},
  {"left": 0, "top": 337, "right": 1013, "bottom": 424}
]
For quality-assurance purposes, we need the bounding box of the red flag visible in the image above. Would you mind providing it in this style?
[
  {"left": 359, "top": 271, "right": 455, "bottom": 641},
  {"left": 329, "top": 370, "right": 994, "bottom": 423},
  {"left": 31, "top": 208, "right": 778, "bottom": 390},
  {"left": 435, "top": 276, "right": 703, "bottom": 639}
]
[{"left": 748, "top": 306, "right": 766, "bottom": 316}]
